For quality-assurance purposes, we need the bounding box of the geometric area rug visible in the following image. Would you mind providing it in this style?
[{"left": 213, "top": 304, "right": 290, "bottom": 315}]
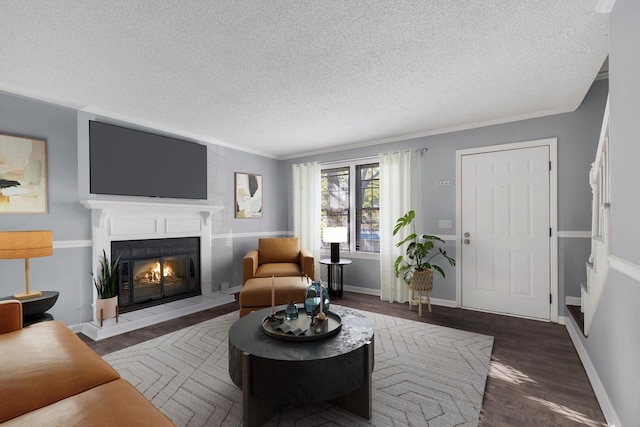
[{"left": 103, "top": 308, "right": 494, "bottom": 426}]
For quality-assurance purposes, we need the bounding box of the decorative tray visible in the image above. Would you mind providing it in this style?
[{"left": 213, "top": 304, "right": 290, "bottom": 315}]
[{"left": 261, "top": 307, "right": 342, "bottom": 342}]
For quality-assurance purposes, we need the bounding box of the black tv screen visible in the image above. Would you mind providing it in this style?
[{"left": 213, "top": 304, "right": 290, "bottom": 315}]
[{"left": 89, "top": 121, "right": 207, "bottom": 200}]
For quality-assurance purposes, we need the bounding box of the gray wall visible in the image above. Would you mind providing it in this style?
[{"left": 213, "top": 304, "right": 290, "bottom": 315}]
[
  {"left": 206, "top": 144, "right": 288, "bottom": 288},
  {"left": 0, "top": 49, "right": 611, "bottom": 348},
  {"left": 284, "top": 79, "right": 608, "bottom": 311},
  {"left": 573, "top": 0, "right": 640, "bottom": 425},
  {"left": 0, "top": 91, "right": 285, "bottom": 325},
  {"left": 0, "top": 93, "right": 93, "bottom": 325}
]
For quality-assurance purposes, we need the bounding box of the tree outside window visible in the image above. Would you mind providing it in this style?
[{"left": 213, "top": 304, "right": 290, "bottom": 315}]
[
  {"left": 356, "top": 163, "right": 379, "bottom": 253},
  {"left": 321, "top": 162, "right": 379, "bottom": 254}
]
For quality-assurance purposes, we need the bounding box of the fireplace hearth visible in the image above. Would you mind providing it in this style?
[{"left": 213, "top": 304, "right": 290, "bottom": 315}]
[{"left": 112, "top": 237, "right": 201, "bottom": 314}]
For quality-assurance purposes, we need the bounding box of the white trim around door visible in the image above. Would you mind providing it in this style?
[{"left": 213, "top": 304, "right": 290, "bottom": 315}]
[{"left": 455, "top": 138, "right": 558, "bottom": 323}]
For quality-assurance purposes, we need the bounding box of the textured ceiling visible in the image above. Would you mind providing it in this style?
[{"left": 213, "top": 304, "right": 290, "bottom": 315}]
[{"left": 0, "top": 1, "right": 608, "bottom": 159}]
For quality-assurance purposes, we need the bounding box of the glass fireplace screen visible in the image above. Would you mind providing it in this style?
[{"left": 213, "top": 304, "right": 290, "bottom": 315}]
[{"left": 113, "top": 237, "right": 200, "bottom": 312}]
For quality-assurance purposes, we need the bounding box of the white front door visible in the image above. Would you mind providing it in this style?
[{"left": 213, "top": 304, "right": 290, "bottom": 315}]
[{"left": 460, "top": 145, "right": 551, "bottom": 320}]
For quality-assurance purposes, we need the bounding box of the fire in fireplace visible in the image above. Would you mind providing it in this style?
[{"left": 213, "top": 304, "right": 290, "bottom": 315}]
[{"left": 112, "top": 237, "right": 200, "bottom": 313}]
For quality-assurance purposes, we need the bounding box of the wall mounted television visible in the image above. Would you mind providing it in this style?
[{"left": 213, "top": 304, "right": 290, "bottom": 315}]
[{"left": 89, "top": 120, "right": 208, "bottom": 200}]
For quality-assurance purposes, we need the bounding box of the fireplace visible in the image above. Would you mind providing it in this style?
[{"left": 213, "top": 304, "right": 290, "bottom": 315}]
[{"left": 112, "top": 237, "right": 201, "bottom": 314}]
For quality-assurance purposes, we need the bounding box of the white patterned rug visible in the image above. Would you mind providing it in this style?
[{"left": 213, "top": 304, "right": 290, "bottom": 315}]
[{"left": 103, "top": 308, "right": 493, "bottom": 426}]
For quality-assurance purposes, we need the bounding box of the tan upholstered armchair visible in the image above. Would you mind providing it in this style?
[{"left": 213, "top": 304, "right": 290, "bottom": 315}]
[{"left": 242, "top": 237, "right": 314, "bottom": 285}]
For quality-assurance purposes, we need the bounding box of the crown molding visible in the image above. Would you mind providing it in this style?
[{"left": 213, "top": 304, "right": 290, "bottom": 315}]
[{"left": 595, "top": 0, "right": 616, "bottom": 14}]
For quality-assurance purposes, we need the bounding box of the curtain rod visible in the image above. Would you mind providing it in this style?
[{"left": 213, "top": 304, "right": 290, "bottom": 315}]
[{"left": 320, "top": 148, "right": 428, "bottom": 166}]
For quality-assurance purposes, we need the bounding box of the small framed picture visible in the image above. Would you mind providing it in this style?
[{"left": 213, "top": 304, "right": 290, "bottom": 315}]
[
  {"left": 0, "top": 133, "right": 48, "bottom": 214},
  {"left": 235, "top": 172, "right": 263, "bottom": 218}
]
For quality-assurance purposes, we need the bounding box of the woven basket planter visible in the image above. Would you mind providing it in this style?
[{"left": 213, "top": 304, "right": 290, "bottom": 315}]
[
  {"left": 409, "top": 269, "right": 434, "bottom": 292},
  {"left": 408, "top": 269, "right": 434, "bottom": 316}
]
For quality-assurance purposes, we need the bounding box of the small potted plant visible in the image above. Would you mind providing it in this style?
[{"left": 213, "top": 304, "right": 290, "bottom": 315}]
[
  {"left": 393, "top": 210, "right": 455, "bottom": 311},
  {"left": 91, "top": 249, "right": 120, "bottom": 326}
]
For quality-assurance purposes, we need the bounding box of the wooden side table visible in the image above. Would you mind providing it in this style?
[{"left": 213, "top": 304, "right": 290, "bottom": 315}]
[{"left": 320, "top": 259, "right": 351, "bottom": 299}]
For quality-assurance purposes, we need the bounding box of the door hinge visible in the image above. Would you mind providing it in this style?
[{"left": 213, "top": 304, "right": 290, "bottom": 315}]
[
  {"left": 550, "top": 294, "right": 552, "bottom": 304},
  {"left": 549, "top": 161, "right": 552, "bottom": 171},
  {"left": 550, "top": 228, "right": 552, "bottom": 237}
]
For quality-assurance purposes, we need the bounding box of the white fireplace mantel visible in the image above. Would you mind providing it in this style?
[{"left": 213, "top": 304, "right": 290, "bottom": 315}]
[
  {"left": 81, "top": 199, "right": 226, "bottom": 332},
  {"left": 81, "top": 199, "right": 223, "bottom": 227}
]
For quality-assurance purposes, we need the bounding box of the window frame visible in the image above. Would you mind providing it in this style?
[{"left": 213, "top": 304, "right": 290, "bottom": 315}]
[{"left": 321, "top": 157, "right": 380, "bottom": 260}]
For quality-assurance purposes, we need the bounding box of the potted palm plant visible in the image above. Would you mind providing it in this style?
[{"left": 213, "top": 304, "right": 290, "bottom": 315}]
[
  {"left": 91, "top": 249, "right": 120, "bottom": 326},
  {"left": 393, "top": 210, "right": 455, "bottom": 314}
]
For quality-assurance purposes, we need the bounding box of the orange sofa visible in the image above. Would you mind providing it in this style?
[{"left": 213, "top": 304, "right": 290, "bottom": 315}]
[{"left": 0, "top": 300, "right": 174, "bottom": 426}]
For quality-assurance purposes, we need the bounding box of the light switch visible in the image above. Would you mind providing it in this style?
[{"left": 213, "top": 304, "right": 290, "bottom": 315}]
[{"left": 439, "top": 220, "right": 452, "bottom": 229}]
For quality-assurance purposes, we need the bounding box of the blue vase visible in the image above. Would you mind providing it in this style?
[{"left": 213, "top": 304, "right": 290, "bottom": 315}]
[
  {"left": 285, "top": 301, "right": 298, "bottom": 320},
  {"left": 304, "top": 281, "right": 330, "bottom": 317}
]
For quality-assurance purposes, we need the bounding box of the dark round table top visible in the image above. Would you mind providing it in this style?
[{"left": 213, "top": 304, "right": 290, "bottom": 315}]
[{"left": 229, "top": 305, "right": 373, "bottom": 362}]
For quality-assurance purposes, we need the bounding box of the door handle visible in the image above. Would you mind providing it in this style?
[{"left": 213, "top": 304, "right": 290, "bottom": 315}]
[{"left": 464, "top": 239, "right": 470, "bottom": 245}]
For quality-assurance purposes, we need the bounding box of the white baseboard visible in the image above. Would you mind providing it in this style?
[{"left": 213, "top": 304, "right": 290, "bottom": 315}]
[
  {"left": 565, "top": 296, "right": 581, "bottom": 306},
  {"left": 343, "top": 285, "right": 457, "bottom": 308},
  {"left": 565, "top": 316, "right": 621, "bottom": 427},
  {"left": 343, "top": 284, "right": 381, "bottom": 296},
  {"left": 221, "top": 285, "right": 243, "bottom": 295},
  {"left": 430, "top": 297, "right": 457, "bottom": 308}
]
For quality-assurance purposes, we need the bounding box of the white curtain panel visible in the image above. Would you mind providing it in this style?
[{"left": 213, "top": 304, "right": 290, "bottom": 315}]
[
  {"left": 291, "top": 162, "right": 321, "bottom": 279},
  {"left": 379, "top": 150, "right": 418, "bottom": 303}
]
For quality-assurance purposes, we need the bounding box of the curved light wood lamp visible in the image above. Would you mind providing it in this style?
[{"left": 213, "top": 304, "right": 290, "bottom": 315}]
[{"left": 0, "top": 230, "right": 52, "bottom": 300}]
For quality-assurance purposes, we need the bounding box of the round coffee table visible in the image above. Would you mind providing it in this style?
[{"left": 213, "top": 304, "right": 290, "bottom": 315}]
[{"left": 228, "top": 305, "right": 374, "bottom": 427}]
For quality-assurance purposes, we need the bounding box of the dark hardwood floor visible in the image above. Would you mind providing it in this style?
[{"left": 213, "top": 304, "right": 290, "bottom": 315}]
[{"left": 79, "top": 293, "right": 607, "bottom": 427}]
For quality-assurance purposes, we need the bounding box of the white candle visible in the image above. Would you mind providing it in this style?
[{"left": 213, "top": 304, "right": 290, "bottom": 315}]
[{"left": 271, "top": 275, "right": 275, "bottom": 315}]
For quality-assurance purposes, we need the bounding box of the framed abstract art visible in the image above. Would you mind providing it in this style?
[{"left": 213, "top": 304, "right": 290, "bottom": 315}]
[
  {"left": 0, "top": 133, "right": 48, "bottom": 214},
  {"left": 235, "top": 172, "right": 262, "bottom": 218}
]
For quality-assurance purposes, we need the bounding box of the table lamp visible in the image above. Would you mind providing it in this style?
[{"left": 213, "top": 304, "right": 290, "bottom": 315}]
[
  {"left": 323, "top": 227, "right": 348, "bottom": 263},
  {"left": 0, "top": 230, "right": 53, "bottom": 300}
]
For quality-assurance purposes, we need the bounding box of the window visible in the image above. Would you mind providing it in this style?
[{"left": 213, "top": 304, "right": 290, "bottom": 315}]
[
  {"left": 356, "top": 163, "right": 380, "bottom": 253},
  {"left": 321, "top": 161, "right": 379, "bottom": 254}
]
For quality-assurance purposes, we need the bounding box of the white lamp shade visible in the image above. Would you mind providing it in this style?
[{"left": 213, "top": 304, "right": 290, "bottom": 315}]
[{"left": 323, "top": 227, "right": 348, "bottom": 243}]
